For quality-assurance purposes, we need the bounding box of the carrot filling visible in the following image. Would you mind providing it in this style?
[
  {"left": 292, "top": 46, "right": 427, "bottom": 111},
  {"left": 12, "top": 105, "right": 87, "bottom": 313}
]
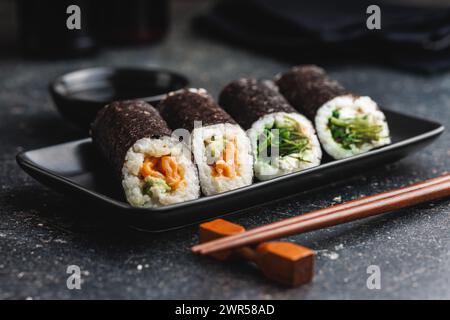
[
  {"left": 210, "top": 138, "right": 240, "bottom": 178},
  {"left": 140, "top": 156, "right": 185, "bottom": 193}
]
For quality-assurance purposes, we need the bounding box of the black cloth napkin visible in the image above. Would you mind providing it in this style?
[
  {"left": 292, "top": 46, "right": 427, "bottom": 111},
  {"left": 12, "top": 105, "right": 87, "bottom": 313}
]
[{"left": 194, "top": 0, "right": 450, "bottom": 73}]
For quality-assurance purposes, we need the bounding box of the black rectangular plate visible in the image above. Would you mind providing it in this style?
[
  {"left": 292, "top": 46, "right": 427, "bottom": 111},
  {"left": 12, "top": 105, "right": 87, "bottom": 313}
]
[{"left": 17, "top": 109, "right": 444, "bottom": 231}]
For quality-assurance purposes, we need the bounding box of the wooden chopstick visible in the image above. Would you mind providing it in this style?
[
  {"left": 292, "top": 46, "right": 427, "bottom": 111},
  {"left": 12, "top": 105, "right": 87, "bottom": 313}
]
[
  {"left": 192, "top": 173, "right": 450, "bottom": 253},
  {"left": 192, "top": 174, "right": 450, "bottom": 255}
]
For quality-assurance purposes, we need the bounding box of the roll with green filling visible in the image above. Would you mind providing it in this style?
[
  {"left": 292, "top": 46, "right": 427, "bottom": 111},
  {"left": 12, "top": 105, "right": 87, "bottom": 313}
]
[
  {"left": 219, "top": 78, "right": 322, "bottom": 180},
  {"left": 276, "top": 65, "right": 391, "bottom": 159}
]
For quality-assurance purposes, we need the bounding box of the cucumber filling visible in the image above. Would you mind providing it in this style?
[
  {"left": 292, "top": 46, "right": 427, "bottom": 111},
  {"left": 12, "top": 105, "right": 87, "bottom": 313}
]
[
  {"left": 143, "top": 176, "right": 171, "bottom": 197},
  {"left": 204, "top": 135, "right": 225, "bottom": 162},
  {"left": 328, "top": 110, "right": 383, "bottom": 150}
]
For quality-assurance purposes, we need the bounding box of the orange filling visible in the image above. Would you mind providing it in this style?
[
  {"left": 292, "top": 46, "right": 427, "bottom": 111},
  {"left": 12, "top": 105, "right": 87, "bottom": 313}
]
[
  {"left": 211, "top": 138, "right": 240, "bottom": 178},
  {"left": 140, "top": 156, "right": 185, "bottom": 190}
]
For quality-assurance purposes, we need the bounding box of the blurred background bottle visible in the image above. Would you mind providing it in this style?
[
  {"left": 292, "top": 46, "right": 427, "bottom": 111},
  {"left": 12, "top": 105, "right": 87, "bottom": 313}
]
[
  {"left": 16, "top": 0, "right": 98, "bottom": 58},
  {"left": 97, "top": 0, "right": 169, "bottom": 45},
  {"left": 0, "top": 0, "right": 18, "bottom": 51},
  {"left": 5, "top": 0, "right": 170, "bottom": 58}
]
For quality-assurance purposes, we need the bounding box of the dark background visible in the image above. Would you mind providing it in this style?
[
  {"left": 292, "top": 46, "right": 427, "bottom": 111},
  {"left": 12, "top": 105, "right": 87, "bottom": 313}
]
[{"left": 1, "top": 0, "right": 450, "bottom": 299}]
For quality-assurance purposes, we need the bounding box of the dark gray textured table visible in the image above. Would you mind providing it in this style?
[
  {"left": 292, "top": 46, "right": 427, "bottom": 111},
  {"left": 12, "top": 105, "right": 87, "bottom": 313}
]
[{"left": 1, "top": 2, "right": 449, "bottom": 300}]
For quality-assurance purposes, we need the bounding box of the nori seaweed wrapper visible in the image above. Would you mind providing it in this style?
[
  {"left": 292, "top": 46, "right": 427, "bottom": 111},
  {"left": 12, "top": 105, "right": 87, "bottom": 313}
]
[
  {"left": 91, "top": 100, "right": 172, "bottom": 177},
  {"left": 219, "top": 78, "right": 297, "bottom": 129},
  {"left": 276, "top": 65, "right": 349, "bottom": 120},
  {"left": 159, "top": 89, "right": 237, "bottom": 132}
]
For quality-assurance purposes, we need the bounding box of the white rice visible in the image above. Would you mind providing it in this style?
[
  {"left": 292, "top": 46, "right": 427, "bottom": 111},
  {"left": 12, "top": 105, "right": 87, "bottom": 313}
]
[
  {"left": 122, "top": 136, "right": 200, "bottom": 207},
  {"left": 192, "top": 123, "right": 253, "bottom": 195},
  {"left": 315, "top": 95, "right": 391, "bottom": 159},
  {"left": 248, "top": 112, "right": 322, "bottom": 180}
]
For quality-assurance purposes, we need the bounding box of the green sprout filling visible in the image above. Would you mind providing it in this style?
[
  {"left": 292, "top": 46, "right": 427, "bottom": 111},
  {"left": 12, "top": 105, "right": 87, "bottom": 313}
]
[
  {"left": 328, "top": 110, "right": 383, "bottom": 150},
  {"left": 257, "top": 116, "right": 310, "bottom": 162}
]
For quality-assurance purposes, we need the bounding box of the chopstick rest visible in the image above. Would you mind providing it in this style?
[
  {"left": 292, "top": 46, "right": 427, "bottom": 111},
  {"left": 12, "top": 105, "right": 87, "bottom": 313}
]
[{"left": 199, "top": 219, "right": 315, "bottom": 287}]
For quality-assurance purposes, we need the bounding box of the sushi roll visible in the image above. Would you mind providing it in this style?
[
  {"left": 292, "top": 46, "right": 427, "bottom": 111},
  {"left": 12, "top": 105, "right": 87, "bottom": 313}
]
[
  {"left": 276, "top": 65, "right": 391, "bottom": 160},
  {"left": 219, "top": 78, "right": 322, "bottom": 181},
  {"left": 91, "top": 100, "right": 200, "bottom": 207},
  {"left": 159, "top": 89, "right": 253, "bottom": 196}
]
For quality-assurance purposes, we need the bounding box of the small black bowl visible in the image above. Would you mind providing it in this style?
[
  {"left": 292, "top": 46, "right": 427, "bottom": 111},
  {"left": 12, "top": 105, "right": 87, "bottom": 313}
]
[{"left": 49, "top": 67, "right": 189, "bottom": 130}]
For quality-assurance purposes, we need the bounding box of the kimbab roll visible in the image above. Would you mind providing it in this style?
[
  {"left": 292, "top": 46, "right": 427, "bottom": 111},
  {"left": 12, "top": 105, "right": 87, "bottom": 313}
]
[
  {"left": 159, "top": 89, "right": 253, "bottom": 196},
  {"left": 219, "top": 78, "right": 322, "bottom": 181},
  {"left": 276, "top": 65, "right": 391, "bottom": 160},
  {"left": 91, "top": 100, "right": 200, "bottom": 207}
]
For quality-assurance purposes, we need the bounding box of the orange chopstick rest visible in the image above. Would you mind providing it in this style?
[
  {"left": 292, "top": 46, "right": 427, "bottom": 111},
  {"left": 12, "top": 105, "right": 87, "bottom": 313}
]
[
  {"left": 199, "top": 219, "right": 245, "bottom": 260},
  {"left": 198, "top": 219, "right": 315, "bottom": 287},
  {"left": 256, "top": 242, "right": 315, "bottom": 287}
]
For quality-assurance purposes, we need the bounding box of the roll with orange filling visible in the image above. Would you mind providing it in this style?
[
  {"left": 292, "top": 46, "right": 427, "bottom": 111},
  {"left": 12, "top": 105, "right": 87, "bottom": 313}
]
[
  {"left": 160, "top": 89, "right": 253, "bottom": 196},
  {"left": 91, "top": 100, "right": 200, "bottom": 207}
]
